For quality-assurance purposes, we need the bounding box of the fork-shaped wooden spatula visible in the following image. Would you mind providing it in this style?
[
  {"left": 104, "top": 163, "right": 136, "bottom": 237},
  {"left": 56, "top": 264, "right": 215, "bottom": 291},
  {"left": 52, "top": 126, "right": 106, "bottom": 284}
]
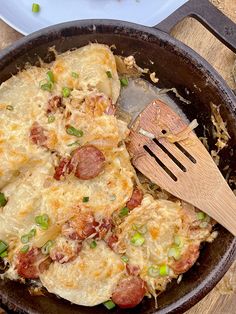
[{"left": 127, "top": 99, "right": 236, "bottom": 236}]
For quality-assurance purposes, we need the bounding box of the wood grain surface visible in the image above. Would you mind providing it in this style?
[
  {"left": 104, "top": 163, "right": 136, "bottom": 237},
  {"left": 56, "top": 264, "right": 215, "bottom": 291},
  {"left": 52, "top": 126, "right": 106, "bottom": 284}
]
[{"left": 0, "top": 0, "right": 235, "bottom": 313}]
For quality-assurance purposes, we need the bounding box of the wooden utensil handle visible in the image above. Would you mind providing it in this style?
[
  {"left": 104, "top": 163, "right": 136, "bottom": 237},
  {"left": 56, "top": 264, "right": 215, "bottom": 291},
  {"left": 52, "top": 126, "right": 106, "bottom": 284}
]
[{"left": 155, "top": 0, "right": 236, "bottom": 53}]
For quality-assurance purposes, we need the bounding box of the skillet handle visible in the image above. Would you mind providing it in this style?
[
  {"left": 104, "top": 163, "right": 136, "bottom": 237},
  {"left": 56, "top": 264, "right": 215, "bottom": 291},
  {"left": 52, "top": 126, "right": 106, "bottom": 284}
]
[{"left": 155, "top": 0, "right": 236, "bottom": 53}]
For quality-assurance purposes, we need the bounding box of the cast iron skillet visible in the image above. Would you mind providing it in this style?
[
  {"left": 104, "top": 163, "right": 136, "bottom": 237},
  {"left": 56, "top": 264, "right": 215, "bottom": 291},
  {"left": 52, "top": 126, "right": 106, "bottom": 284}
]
[{"left": 0, "top": 0, "right": 235, "bottom": 313}]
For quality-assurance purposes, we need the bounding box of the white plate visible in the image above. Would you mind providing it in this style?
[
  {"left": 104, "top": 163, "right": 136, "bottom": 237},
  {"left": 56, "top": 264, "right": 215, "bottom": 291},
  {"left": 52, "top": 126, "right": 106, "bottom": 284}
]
[{"left": 0, "top": 0, "right": 188, "bottom": 35}]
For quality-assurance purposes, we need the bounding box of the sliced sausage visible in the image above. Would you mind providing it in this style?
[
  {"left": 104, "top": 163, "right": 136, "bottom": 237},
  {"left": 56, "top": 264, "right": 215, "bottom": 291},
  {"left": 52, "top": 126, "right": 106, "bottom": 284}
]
[
  {"left": 171, "top": 244, "right": 200, "bottom": 275},
  {"left": 97, "top": 218, "right": 113, "bottom": 239},
  {"left": 70, "top": 145, "right": 105, "bottom": 180},
  {"left": 50, "top": 242, "right": 82, "bottom": 264},
  {"left": 30, "top": 122, "right": 47, "bottom": 147},
  {"left": 47, "top": 96, "right": 63, "bottom": 114},
  {"left": 126, "top": 188, "right": 143, "bottom": 210},
  {"left": 112, "top": 276, "right": 146, "bottom": 309},
  {"left": 16, "top": 247, "right": 50, "bottom": 279},
  {"left": 62, "top": 212, "right": 97, "bottom": 241},
  {"left": 53, "top": 157, "right": 73, "bottom": 181},
  {"left": 126, "top": 264, "right": 140, "bottom": 276}
]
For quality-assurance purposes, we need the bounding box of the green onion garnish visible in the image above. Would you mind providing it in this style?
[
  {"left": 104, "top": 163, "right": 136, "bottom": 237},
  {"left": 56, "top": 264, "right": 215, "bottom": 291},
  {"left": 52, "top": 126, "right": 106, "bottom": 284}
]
[
  {"left": 66, "top": 125, "right": 83, "bottom": 137},
  {"left": 21, "top": 235, "right": 30, "bottom": 244},
  {"left": 106, "top": 71, "right": 112, "bottom": 78},
  {"left": 131, "top": 232, "right": 145, "bottom": 246},
  {"left": 40, "top": 81, "right": 53, "bottom": 92},
  {"left": 103, "top": 300, "right": 116, "bottom": 310},
  {"left": 46, "top": 71, "right": 54, "bottom": 83},
  {"left": 6, "top": 105, "right": 14, "bottom": 111},
  {"left": 90, "top": 240, "right": 97, "bottom": 249},
  {"left": 120, "top": 77, "right": 129, "bottom": 87},
  {"left": 0, "top": 251, "right": 8, "bottom": 258},
  {"left": 0, "top": 241, "right": 8, "bottom": 255},
  {"left": 62, "top": 87, "right": 71, "bottom": 98},
  {"left": 32, "top": 3, "right": 40, "bottom": 13},
  {"left": 119, "top": 207, "right": 129, "bottom": 218},
  {"left": 35, "top": 214, "right": 50, "bottom": 230},
  {"left": 148, "top": 265, "right": 159, "bottom": 277},
  {"left": 48, "top": 115, "right": 55, "bottom": 123},
  {"left": 197, "top": 211, "right": 206, "bottom": 220},
  {"left": 159, "top": 264, "right": 169, "bottom": 276},
  {"left": 83, "top": 196, "right": 89, "bottom": 203},
  {"left": 29, "top": 228, "right": 36, "bottom": 238},
  {"left": 41, "top": 240, "right": 53, "bottom": 255},
  {"left": 0, "top": 192, "right": 7, "bottom": 207},
  {"left": 71, "top": 72, "right": 79, "bottom": 78},
  {"left": 20, "top": 245, "right": 29, "bottom": 254},
  {"left": 121, "top": 255, "right": 129, "bottom": 263},
  {"left": 168, "top": 247, "right": 181, "bottom": 260}
]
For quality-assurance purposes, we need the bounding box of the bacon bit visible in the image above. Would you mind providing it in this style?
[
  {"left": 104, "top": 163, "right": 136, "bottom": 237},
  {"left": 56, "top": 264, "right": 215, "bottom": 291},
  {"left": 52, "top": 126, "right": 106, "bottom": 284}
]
[
  {"left": 30, "top": 122, "right": 47, "bottom": 147},
  {"left": 50, "top": 242, "right": 82, "bottom": 264},
  {"left": 97, "top": 218, "right": 113, "bottom": 239},
  {"left": 47, "top": 96, "right": 64, "bottom": 115},
  {"left": 106, "top": 234, "right": 118, "bottom": 250},
  {"left": 16, "top": 247, "right": 51, "bottom": 279},
  {"left": 62, "top": 212, "right": 97, "bottom": 241},
  {"left": 53, "top": 157, "right": 73, "bottom": 181},
  {"left": 126, "top": 188, "right": 143, "bottom": 210},
  {"left": 126, "top": 264, "right": 140, "bottom": 276}
]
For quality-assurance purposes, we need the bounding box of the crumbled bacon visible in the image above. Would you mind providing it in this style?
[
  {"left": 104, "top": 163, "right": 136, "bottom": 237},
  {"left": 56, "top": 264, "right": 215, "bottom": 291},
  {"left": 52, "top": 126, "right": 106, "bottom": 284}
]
[
  {"left": 47, "top": 96, "right": 64, "bottom": 114},
  {"left": 30, "top": 122, "right": 47, "bottom": 147}
]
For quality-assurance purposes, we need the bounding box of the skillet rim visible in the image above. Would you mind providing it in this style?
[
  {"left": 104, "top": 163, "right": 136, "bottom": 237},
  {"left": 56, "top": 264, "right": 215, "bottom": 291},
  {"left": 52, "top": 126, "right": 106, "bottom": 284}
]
[{"left": 0, "top": 19, "right": 235, "bottom": 314}]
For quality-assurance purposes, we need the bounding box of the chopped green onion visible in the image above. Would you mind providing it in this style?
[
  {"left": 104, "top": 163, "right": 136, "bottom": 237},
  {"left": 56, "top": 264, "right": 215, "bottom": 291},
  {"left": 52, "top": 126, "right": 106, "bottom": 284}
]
[
  {"left": 174, "top": 235, "right": 184, "bottom": 248},
  {"left": 0, "top": 251, "right": 8, "bottom": 258},
  {"left": 103, "top": 300, "right": 116, "bottom": 310},
  {"left": 159, "top": 264, "right": 169, "bottom": 276},
  {"left": 121, "top": 255, "right": 129, "bottom": 263},
  {"left": 120, "top": 77, "right": 129, "bottom": 87},
  {"left": 83, "top": 196, "right": 89, "bottom": 203},
  {"left": 40, "top": 80, "right": 53, "bottom": 92},
  {"left": 132, "top": 224, "right": 147, "bottom": 235},
  {"left": 168, "top": 247, "right": 181, "bottom": 260},
  {"left": 20, "top": 245, "right": 29, "bottom": 254},
  {"left": 197, "top": 211, "right": 206, "bottom": 220},
  {"left": 29, "top": 228, "right": 36, "bottom": 238},
  {"left": 0, "top": 192, "right": 7, "bottom": 207},
  {"left": 131, "top": 232, "right": 145, "bottom": 246},
  {"left": 32, "top": 3, "right": 40, "bottom": 13},
  {"left": 62, "top": 87, "right": 71, "bottom": 98},
  {"left": 66, "top": 125, "right": 83, "bottom": 137},
  {"left": 106, "top": 71, "right": 112, "bottom": 78},
  {"left": 90, "top": 240, "right": 97, "bottom": 249},
  {"left": 71, "top": 72, "right": 79, "bottom": 78},
  {"left": 41, "top": 240, "right": 53, "bottom": 255},
  {"left": 21, "top": 235, "right": 30, "bottom": 244},
  {"left": 48, "top": 115, "right": 55, "bottom": 123},
  {"left": 35, "top": 214, "right": 50, "bottom": 230},
  {"left": 0, "top": 241, "right": 8, "bottom": 254},
  {"left": 6, "top": 105, "right": 14, "bottom": 111},
  {"left": 46, "top": 71, "right": 54, "bottom": 83},
  {"left": 67, "top": 140, "right": 80, "bottom": 147},
  {"left": 148, "top": 265, "right": 159, "bottom": 277},
  {"left": 119, "top": 207, "right": 129, "bottom": 218}
]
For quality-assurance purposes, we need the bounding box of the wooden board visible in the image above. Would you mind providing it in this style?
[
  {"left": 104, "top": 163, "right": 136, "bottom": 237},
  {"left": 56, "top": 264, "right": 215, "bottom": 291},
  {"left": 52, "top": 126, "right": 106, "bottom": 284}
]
[{"left": 0, "top": 0, "right": 235, "bottom": 312}]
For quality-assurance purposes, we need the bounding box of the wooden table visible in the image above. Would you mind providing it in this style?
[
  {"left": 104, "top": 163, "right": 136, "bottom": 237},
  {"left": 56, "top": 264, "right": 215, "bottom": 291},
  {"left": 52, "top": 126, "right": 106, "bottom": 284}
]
[{"left": 0, "top": 0, "right": 235, "bottom": 313}]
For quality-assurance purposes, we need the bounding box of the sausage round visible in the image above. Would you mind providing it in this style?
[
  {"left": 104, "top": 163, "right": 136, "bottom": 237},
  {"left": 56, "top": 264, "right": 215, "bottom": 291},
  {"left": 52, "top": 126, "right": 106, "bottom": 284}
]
[
  {"left": 112, "top": 276, "right": 146, "bottom": 308},
  {"left": 171, "top": 244, "right": 200, "bottom": 275},
  {"left": 70, "top": 145, "right": 105, "bottom": 180},
  {"left": 126, "top": 188, "right": 143, "bottom": 210}
]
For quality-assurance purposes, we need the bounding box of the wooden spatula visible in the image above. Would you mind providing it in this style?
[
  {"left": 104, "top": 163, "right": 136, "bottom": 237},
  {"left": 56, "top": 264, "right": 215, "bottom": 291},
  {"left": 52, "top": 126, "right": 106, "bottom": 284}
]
[{"left": 127, "top": 99, "right": 236, "bottom": 236}]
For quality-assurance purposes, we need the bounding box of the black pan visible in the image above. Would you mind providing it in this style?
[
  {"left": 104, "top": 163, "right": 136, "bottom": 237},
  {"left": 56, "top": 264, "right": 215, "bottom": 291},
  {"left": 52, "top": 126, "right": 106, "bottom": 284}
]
[{"left": 0, "top": 0, "right": 235, "bottom": 313}]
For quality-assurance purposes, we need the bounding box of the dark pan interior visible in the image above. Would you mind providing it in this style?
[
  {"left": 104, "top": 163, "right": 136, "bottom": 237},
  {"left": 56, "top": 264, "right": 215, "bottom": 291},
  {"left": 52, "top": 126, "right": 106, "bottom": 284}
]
[{"left": 0, "top": 20, "right": 235, "bottom": 314}]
